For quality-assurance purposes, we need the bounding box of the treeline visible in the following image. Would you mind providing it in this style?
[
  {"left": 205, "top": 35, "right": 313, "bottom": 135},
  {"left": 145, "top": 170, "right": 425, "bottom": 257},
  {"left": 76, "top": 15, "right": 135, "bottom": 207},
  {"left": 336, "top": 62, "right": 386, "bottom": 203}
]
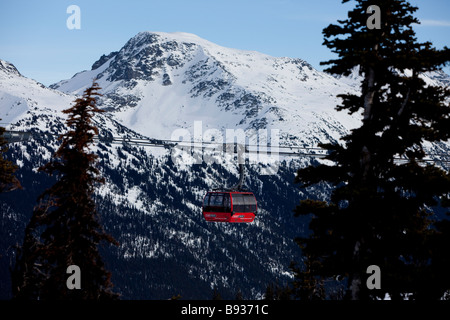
[{"left": 1, "top": 0, "right": 450, "bottom": 301}]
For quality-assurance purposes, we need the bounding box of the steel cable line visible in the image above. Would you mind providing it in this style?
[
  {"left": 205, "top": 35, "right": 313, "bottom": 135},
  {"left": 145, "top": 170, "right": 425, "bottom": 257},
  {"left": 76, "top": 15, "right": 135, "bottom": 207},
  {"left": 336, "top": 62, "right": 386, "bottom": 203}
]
[{"left": 3, "top": 129, "right": 450, "bottom": 163}]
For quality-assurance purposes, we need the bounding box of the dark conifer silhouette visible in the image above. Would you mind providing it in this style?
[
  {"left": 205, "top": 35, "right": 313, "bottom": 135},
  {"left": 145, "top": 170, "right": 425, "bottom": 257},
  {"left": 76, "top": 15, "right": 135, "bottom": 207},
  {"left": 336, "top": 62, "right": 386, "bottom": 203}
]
[
  {"left": 0, "top": 121, "right": 21, "bottom": 192},
  {"left": 12, "top": 81, "right": 118, "bottom": 300},
  {"left": 235, "top": 289, "right": 243, "bottom": 300},
  {"left": 263, "top": 281, "right": 292, "bottom": 300},
  {"left": 294, "top": 0, "right": 450, "bottom": 300},
  {"left": 290, "top": 255, "right": 325, "bottom": 300},
  {"left": 212, "top": 286, "right": 222, "bottom": 300}
]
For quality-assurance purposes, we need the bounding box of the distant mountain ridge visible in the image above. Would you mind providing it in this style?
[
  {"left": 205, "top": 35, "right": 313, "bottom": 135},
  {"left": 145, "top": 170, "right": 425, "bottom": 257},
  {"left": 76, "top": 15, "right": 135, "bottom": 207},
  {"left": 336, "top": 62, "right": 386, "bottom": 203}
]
[
  {"left": 51, "top": 31, "right": 363, "bottom": 147},
  {"left": 50, "top": 31, "right": 450, "bottom": 146},
  {"left": 0, "top": 51, "right": 311, "bottom": 299},
  {"left": 1, "top": 31, "right": 449, "bottom": 299}
]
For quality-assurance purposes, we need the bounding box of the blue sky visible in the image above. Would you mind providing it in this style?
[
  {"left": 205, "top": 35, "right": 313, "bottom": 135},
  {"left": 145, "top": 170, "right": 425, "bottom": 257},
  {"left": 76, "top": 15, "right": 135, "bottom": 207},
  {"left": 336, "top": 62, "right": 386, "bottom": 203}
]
[{"left": 1, "top": 0, "right": 449, "bottom": 86}]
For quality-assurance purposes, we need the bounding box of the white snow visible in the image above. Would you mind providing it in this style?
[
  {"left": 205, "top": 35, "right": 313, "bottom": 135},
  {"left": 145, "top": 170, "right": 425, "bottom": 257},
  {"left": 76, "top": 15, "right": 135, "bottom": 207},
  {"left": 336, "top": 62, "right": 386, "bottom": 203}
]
[
  {"left": 2, "top": 31, "right": 449, "bottom": 165},
  {"left": 48, "top": 31, "right": 364, "bottom": 160}
]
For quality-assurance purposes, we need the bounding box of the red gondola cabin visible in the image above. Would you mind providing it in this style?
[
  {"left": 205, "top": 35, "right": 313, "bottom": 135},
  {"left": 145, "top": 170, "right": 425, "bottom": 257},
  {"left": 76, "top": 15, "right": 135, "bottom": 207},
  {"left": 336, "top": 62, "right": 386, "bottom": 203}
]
[{"left": 202, "top": 191, "right": 257, "bottom": 223}]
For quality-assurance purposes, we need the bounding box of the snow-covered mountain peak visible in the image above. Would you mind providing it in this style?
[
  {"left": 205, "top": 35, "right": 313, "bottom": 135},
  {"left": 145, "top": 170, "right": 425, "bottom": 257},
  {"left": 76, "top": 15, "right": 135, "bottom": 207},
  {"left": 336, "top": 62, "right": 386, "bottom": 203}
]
[
  {"left": 54, "top": 30, "right": 326, "bottom": 91},
  {"left": 131, "top": 31, "right": 218, "bottom": 50},
  {"left": 51, "top": 31, "right": 362, "bottom": 144},
  {"left": 0, "top": 59, "right": 22, "bottom": 78},
  {"left": 1, "top": 32, "right": 449, "bottom": 301},
  {"left": 0, "top": 59, "right": 74, "bottom": 127}
]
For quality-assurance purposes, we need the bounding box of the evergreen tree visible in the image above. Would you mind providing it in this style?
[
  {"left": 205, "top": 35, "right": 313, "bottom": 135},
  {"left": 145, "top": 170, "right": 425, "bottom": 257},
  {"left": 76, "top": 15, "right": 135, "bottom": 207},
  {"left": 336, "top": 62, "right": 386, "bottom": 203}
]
[
  {"left": 212, "top": 286, "right": 222, "bottom": 300},
  {"left": 11, "top": 82, "right": 118, "bottom": 300},
  {"left": 290, "top": 254, "right": 325, "bottom": 300},
  {"left": 294, "top": 0, "right": 450, "bottom": 300},
  {"left": 235, "top": 289, "right": 243, "bottom": 300},
  {"left": 0, "top": 121, "right": 21, "bottom": 192},
  {"left": 263, "top": 282, "right": 275, "bottom": 301},
  {"left": 263, "top": 281, "right": 292, "bottom": 300}
]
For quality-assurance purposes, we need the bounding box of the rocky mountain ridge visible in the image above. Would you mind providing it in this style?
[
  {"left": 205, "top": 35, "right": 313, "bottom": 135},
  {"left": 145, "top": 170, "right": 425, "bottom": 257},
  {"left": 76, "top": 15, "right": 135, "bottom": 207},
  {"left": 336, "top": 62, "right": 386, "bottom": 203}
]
[{"left": 1, "top": 31, "right": 449, "bottom": 299}]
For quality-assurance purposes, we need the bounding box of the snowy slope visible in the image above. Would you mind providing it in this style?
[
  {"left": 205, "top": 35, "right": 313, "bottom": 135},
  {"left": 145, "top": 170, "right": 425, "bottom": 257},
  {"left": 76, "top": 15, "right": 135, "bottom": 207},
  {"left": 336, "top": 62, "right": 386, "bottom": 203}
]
[
  {"left": 0, "top": 54, "right": 311, "bottom": 300},
  {"left": 52, "top": 31, "right": 363, "bottom": 148},
  {"left": 0, "top": 59, "right": 74, "bottom": 128},
  {"left": 334, "top": 64, "right": 450, "bottom": 89},
  {"left": 1, "top": 31, "right": 449, "bottom": 300}
]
